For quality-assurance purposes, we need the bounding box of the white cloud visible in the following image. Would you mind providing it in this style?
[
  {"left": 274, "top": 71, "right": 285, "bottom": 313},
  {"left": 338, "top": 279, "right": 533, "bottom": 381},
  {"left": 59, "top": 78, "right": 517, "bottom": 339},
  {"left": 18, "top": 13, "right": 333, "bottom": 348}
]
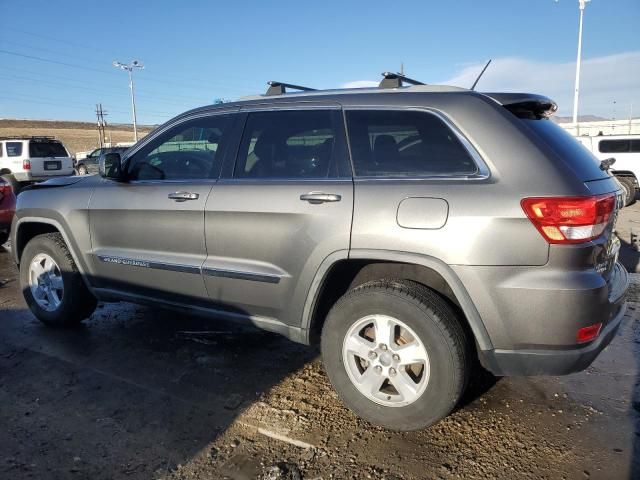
[
  {"left": 440, "top": 52, "right": 640, "bottom": 118},
  {"left": 341, "top": 53, "right": 639, "bottom": 118},
  {"left": 341, "top": 80, "right": 379, "bottom": 89}
]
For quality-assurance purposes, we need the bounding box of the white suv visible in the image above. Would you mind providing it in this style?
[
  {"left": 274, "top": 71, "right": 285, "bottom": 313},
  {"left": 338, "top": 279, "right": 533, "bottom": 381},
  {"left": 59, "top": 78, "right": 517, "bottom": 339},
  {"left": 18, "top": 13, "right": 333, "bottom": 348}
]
[
  {"left": 576, "top": 134, "right": 640, "bottom": 205},
  {"left": 0, "top": 136, "right": 75, "bottom": 191}
]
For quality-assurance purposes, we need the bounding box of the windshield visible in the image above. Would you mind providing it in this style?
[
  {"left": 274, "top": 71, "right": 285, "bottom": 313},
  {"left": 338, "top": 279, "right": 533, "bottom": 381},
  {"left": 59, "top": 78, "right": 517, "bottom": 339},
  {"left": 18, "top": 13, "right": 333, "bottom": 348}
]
[
  {"left": 29, "top": 141, "right": 68, "bottom": 158},
  {"left": 521, "top": 119, "right": 609, "bottom": 181}
]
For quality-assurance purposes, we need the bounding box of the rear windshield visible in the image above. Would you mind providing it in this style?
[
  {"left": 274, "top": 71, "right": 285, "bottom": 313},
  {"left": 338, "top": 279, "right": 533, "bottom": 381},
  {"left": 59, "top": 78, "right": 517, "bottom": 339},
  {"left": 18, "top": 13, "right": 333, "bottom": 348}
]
[
  {"left": 29, "top": 141, "right": 68, "bottom": 158},
  {"left": 521, "top": 119, "right": 608, "bottom": 181}
]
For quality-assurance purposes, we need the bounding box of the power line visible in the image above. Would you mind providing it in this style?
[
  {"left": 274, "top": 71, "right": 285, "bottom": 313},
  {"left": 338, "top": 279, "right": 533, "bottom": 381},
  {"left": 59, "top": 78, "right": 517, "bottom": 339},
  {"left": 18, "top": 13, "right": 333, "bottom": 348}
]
[{"left": 0, "top": 73, "right": 205, "bottom": 108}]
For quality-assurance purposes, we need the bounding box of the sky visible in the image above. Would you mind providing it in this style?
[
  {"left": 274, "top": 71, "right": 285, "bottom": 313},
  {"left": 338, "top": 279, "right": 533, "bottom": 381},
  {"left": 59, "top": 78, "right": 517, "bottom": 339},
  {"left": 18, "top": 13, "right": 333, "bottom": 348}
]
[{"left": 0, "top": 0, "right": 638, "bottom": 125}]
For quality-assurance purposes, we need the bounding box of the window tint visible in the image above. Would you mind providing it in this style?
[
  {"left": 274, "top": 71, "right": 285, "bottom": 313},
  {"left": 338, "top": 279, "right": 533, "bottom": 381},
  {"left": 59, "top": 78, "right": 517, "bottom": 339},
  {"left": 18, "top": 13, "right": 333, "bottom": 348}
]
[
  {"left": 235, "top": 110, "right": 336, "bottom": 179},
  {"left": 29, "top": 141, "right": 68, "bottom": 157},
  {"left": 128, "top": 115, "right": 231, "bottom": 181},
  {"left": 522, "top": 119, "right": 608, "bottom": 181},
  {"left": 599, "top": 139, "right": 631, "bottom": 153},
  {"left": 632, "top": 140, "right": 640, "bottom": 153},
  {"left": 346, "top": 110, "right": 478, "bottom": 177},
  {"left": 6, "top": 142, "right": 23, "bottom": 157}
]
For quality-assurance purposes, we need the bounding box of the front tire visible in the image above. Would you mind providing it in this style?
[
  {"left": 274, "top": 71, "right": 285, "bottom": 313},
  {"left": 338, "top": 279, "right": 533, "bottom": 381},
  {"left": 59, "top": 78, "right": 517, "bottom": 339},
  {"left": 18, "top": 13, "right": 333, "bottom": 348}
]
[
  {"left": 321, "top": 279, "right": 470, "bottom": 431},
  {"left": 77, "top": 164, "right": 88, "bottom": 175},
  {"left": 20, "top": 233, "right": 97, "bottom": 326}
]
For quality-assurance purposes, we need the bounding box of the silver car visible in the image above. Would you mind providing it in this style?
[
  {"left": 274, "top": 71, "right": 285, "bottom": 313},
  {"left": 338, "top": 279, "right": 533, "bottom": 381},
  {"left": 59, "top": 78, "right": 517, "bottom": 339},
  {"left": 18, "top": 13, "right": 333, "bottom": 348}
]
[{"left": 11, "top": 76, "right": 628, "bottom": 431}]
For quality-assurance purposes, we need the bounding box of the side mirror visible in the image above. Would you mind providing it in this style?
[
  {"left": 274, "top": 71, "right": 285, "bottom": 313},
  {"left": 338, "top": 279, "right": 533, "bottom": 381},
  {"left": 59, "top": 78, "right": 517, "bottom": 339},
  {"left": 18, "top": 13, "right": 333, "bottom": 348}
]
[{"left": 99, "top": 152, "right": 124, "bottom": 180}]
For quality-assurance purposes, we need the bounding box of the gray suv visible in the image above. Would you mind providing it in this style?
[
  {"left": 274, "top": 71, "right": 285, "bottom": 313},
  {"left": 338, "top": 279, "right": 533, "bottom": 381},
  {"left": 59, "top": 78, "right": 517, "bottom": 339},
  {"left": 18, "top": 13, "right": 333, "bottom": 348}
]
[{"left": 11, "top": 76, "right": 629, "bottom": 431}]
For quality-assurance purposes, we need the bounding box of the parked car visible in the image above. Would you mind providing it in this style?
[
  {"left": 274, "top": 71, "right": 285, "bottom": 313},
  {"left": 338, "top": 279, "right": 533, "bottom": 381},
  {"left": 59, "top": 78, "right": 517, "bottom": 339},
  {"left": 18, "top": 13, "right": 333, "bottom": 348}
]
[
  {"left": 0, "top": 136, "right": 75, "bottom": 192},
  {"left": 0, "top": 176, "right": 16, "bottom": 245},
  {"left": 11, "top": 76, "right": 628, "bottom": 431},
  {"left": 76, "top": 147, "right": 129, "bottom": 175},
  {"left": 575, "top": 134, "right": 640, "bottom": 206}
]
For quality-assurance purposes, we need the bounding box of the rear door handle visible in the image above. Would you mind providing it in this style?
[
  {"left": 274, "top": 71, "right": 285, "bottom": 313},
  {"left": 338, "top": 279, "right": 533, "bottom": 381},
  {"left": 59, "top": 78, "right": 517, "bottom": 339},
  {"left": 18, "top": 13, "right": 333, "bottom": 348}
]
[
  {"left": 300, "top": 192, "right": 342, "bottom": 204},
  {"left": 168, "top": 191, "right": 199, "bottom": 202}
]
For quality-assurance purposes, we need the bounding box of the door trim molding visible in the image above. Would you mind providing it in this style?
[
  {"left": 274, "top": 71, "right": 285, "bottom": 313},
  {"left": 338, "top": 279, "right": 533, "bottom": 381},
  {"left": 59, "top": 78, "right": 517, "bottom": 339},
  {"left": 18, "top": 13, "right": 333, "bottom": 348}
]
[{"left": 95, "top": 254, "right": 282, "bottom": 283}]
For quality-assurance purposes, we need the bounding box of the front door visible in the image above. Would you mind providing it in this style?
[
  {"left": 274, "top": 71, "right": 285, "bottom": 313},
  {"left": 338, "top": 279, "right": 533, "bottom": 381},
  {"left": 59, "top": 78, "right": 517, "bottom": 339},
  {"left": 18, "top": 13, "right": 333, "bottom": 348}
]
[
  {"left": 203, "top": 107, "right": 353, "bottom": 324},
  {"left": 89, "top": 112, "right": 237, "bottom": 303}
]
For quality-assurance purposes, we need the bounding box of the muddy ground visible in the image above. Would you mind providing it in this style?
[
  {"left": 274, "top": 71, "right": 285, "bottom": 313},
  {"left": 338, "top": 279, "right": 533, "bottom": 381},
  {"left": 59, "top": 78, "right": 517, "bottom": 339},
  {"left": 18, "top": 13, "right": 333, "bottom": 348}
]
[{"left": 1, "top": 206, "right": 640, "bottom": 480}]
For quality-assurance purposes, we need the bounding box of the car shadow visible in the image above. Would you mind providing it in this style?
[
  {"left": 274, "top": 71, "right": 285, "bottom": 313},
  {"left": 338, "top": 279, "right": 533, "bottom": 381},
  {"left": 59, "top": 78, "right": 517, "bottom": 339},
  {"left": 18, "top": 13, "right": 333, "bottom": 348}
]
[{"left": 0, "top": 252, "right": 317, "bottom": 479}]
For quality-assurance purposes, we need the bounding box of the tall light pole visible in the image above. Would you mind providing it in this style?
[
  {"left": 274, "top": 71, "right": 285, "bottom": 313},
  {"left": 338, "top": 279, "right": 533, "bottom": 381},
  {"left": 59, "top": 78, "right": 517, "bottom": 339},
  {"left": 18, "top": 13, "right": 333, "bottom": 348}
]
[
  {"left": 113, "top": 60, "right": 144, "bottom": 142},
  {"left": 572, "top": 0, "right": 590, "bottom": 136}
]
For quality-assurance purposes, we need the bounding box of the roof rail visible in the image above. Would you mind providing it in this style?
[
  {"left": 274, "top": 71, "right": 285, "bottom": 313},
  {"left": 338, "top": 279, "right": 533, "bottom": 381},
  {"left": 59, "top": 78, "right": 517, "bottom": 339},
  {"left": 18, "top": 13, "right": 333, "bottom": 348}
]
[
  {"left": 0, "top": 135, "right": 57, "bottom": 141},
  {"left": 379, "top": 72, "right": 426, "bottom": 89},
  {"left": 266, "top": 81, "right": 316, "bottom": 96}
]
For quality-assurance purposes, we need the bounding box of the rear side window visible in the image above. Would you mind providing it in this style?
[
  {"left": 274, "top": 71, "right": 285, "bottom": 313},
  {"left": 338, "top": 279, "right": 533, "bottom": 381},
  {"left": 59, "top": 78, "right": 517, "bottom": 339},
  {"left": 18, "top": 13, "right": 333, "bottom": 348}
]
[
  {"left": 521, "top": 119, "right": 608, "bottom": 181},
  {"left": 6, "top": 142, "right": 23, "bottom": 157},
  {"left": 345, "top": 110, "right": 478, "bottom": 177},
  {"left": 235, "top": 110, "right": 338, "bottom": 179},
  {"left": 599, "top": 139, "right": 631, "bottom": 153},
  {"left": 633, "top": 140, "right": 640, "bottom": 153},
  {"left": 29, "top": 141, "right": 67, "bottom": 158}
]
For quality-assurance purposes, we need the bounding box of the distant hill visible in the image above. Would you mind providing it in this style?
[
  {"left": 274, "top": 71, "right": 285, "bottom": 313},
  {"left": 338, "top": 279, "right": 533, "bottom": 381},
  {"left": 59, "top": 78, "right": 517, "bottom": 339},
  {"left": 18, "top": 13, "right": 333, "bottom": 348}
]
[
  {"left": 0, "top": 119, "right": 156, "bottom": 155},
  {"left": 0, "top": 119, "right": 157, "bottom": 130}
]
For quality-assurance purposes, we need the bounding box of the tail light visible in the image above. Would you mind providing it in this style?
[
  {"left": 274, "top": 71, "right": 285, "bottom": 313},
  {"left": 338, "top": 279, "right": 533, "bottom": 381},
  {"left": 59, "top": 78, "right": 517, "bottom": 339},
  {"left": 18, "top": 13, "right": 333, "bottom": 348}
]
[
  {"left": 576, "top": 323, "right": 602, "bottom": 343},
  {"left": 23, "top": 159, "right": 31, "bottom": 170},
  {"left": 521, "top": 193, "right": 616, "bottom": 244}
]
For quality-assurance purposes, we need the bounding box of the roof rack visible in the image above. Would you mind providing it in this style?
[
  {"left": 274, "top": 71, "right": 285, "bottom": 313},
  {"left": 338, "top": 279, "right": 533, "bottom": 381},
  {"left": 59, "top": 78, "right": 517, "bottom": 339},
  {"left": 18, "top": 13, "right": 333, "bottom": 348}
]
[
  {"left": 0, "top": 135, "right": 56, "bottom": 141},
  {"left": 266, "top": 81, "right": 316, "bottom": 96},
  {"left": 378, "top": 72, "right": 426, "bottom": 89}
]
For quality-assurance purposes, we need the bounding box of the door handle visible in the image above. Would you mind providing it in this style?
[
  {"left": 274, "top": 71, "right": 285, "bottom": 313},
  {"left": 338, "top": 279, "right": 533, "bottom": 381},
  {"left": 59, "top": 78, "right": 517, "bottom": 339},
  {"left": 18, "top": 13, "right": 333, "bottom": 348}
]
[
  {"left": 300, "top": 192, "right": 342, "bottom": 204},
  {"left": 168, "top": 191, "right": 199, "bottom": 202}
]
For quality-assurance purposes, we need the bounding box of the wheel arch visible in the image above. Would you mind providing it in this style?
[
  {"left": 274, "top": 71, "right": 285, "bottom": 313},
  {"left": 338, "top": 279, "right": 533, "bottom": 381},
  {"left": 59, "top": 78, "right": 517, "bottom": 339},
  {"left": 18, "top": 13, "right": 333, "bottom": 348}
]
[
  {"left": 612, "top": 170, "right": 638, "bottom": 181},
  {"left": 14, "top": 217, "right": 87, "bottom": 276},
  {"left": 0, "top": 168, "right": 12, "bottom": 175},
  {"left": 302, "top": 249, "right": 493, "bottom": 351}
]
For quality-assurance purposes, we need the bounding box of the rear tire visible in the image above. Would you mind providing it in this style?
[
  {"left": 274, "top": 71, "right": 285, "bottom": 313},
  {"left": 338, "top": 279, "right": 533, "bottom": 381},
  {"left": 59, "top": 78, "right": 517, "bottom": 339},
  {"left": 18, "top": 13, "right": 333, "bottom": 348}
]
[
  {"left": 20, "top": 233, "right": 97, "bottom": 326},
  {"left": 321, "top": 279, "right": 470, "bottom": 431},
  {"left": 617, "top": 177, "right": 636, "bottom": 207}
]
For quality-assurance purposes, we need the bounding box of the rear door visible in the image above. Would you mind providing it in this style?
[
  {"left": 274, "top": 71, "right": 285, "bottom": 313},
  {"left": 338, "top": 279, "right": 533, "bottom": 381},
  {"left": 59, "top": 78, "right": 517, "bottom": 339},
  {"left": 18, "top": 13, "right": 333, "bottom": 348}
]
[
  {"left": 202, "top": 105, "right": 353, "bottom": 325},
  {"left": 89, "top": 111, "right": 239, "bottom": 302}
]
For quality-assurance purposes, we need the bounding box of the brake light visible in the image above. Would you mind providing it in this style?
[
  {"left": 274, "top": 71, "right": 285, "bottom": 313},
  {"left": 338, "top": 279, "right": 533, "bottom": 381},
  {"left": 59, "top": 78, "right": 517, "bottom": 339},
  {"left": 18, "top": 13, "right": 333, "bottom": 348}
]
[
  {"left": 576, "top": 323, "right": 602, "bottom": 343},
  {"left": 521, "top": 194, "right": 616, "bottom": 244},
  {"left": 23, "top": 159, "right": 31, "bottom": 170}
]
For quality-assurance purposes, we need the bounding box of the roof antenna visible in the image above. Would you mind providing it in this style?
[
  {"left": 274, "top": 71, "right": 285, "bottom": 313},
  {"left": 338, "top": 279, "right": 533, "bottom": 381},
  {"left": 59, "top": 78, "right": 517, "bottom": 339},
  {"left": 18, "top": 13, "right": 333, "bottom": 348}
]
[{"left": 470, "top": 59, "right": 492, "bottom": 91}]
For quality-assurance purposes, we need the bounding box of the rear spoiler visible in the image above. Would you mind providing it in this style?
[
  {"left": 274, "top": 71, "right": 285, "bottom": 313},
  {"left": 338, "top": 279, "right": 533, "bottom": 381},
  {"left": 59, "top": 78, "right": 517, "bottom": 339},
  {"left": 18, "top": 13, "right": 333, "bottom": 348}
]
[{"left": 481, "top": 92, "right": 558, "bottom": 120}]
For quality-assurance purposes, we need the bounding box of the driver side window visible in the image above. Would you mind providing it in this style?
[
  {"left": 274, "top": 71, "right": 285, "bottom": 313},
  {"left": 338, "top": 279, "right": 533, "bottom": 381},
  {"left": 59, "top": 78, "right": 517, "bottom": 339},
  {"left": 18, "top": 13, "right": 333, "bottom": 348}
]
[{"left": 128, "top": 114, "right": 232, "bottom": 181}]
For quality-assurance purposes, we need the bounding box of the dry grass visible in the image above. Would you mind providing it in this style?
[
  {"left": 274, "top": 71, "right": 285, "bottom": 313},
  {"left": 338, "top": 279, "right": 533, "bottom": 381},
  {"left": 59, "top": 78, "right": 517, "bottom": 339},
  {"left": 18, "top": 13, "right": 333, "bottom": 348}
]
[{"left": 0, "top": 120, "right": 155, "bottom": 156}]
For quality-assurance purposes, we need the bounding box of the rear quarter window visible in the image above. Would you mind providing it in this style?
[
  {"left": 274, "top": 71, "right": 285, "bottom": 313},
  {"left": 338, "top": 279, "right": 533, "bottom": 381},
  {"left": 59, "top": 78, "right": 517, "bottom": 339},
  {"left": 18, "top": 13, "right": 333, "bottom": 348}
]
[
  {"left": 599, "top": 139, "right": 631, "bottom": 154},
  {"left": 521, "top": 119, "right": 608, "bottom": 181},
  {"left": 6, "top": 142, "right": 23, "bottom": 157}
]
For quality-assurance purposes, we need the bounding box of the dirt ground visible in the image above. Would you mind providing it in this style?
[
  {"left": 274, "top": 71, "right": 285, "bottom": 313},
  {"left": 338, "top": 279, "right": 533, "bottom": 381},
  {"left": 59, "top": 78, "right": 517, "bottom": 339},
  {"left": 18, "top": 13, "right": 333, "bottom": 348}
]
[
  {"left": 0, "top": 120, "right": 153, "bottom": 156},
  {"left": 1, "top": 206, "right": 640, "bottom": 480}
]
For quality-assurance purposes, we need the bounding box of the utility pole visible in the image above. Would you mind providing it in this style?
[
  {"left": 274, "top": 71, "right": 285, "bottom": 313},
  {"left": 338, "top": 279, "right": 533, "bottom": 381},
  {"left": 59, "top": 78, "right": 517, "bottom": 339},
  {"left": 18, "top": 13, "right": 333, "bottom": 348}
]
[
  {"left": 113, "top": 60, "right": 144, "bottom": 142},
  {"left": 95, "top": 103, "right": 108, "bottom": 147},
  {"left": 572, "top": 0, "right": 590, "bottom": 136}
]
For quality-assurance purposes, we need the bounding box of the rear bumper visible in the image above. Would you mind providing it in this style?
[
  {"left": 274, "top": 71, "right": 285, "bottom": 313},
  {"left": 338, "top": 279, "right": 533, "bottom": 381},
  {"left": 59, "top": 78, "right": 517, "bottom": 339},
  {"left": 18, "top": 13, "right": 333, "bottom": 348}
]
[{"left": 479, "top": 299, "right": 627, "bottom": 375}]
